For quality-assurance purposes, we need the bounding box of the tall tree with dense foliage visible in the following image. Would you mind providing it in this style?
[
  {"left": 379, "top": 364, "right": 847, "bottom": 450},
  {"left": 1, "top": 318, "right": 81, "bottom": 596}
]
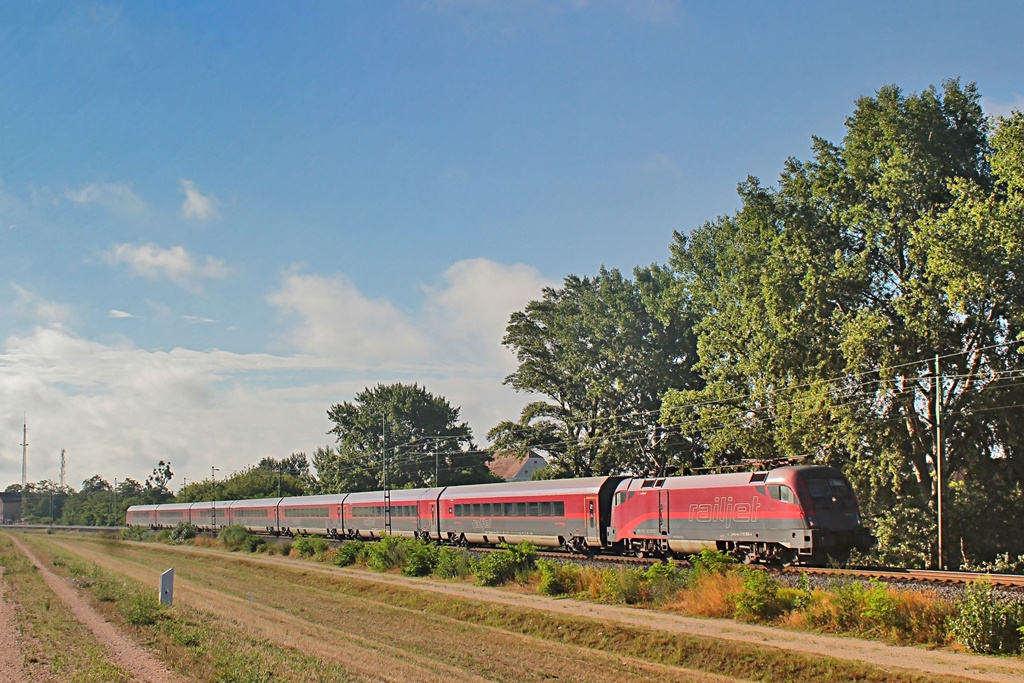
[
  {"left": 490, "top": 266, "right": 702, "bottom": 478},
  {"left": 310, "top": 383, "right": 496, "bottom": 493},
  {"left": 662, "top": 80, "right": 1024, "bottom": 567}
]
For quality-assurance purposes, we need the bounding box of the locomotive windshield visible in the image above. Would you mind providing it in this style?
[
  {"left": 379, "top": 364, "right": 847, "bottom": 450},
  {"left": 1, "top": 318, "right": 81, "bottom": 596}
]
[{"left": 804, "top": 477, "right": 855, "bottom": 509}]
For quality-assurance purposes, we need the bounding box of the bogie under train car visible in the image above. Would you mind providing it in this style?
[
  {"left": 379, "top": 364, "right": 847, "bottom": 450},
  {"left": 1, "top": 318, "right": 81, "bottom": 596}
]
[{"left": 126, "top": 465, "right": 873, "bottom": 566}]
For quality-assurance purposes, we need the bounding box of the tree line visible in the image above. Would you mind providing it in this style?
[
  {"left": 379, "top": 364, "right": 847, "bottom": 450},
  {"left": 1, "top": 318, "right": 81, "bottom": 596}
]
[{"left": 7, "top": 79, "right": 1021, "bottom": 570}]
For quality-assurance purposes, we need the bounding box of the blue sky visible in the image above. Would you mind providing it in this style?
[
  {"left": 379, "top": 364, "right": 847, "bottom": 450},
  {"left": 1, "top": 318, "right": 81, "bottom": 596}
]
[{"left": 1, "top": 1, "right": 1022, "bottom": 490}]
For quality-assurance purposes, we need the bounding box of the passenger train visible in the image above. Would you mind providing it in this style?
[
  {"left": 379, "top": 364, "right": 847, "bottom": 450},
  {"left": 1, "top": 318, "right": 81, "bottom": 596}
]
[{"left": 127, "top": 465, "right": 874, "bottom": 565}]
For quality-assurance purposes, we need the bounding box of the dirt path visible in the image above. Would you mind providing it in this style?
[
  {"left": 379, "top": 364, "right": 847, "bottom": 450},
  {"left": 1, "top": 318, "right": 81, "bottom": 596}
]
[
  {"left": 0, "top": 567, "right": 27, "bottom": 683},
  {"left": 6, "top": 534, "right": 186, "bottom": 683},
  {"left": 141, "top": 542, "right": 1024, "bottom": 683}
]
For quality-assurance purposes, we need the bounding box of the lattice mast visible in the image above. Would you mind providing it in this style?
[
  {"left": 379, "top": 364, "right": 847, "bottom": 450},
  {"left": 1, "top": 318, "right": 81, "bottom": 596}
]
[{"left": 21, "top": 417, "right": 27, "bottom": 488}]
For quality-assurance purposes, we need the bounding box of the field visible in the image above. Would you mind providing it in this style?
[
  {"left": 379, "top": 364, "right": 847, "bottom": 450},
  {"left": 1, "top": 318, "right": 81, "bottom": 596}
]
[{"left": 0, "top": 530, "right": 1021, "bottom": 683}]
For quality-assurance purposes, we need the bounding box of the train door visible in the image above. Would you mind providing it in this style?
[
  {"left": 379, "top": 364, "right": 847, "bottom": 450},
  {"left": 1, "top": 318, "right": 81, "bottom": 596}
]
[
  {"left": 429, "top": 503, "right": 437, "bottom": 540},
  {"left": 658, "top": 490, "right": 669, "bottom": 535},
  {"left": 585, "top": 496, "right": 600, "bottom": 545}
]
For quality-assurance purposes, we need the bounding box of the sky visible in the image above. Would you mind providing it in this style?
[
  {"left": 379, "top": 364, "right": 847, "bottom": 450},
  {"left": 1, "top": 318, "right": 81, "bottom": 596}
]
[{"left": 1, "top": 0, "right": 1023, "bottom": 491}]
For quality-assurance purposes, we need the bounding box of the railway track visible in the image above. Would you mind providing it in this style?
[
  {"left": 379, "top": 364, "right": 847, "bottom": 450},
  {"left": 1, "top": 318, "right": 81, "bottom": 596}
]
[{"left": 11, "top": 524, "right": 1024, "bottom": 589}]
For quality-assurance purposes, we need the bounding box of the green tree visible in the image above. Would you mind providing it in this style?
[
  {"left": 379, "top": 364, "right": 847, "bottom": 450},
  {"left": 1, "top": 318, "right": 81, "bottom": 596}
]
[
  {"left": 311, "top": 383, "right": 496, "bottom": 493},
  {"left": 490, "top": 266, "right": 701, "bottom": 478},
  {"left": 662, "top": 80, "right": 1024, "bottom": 567},
  {"left": 175, "top": 463, "right": 307, "bottom": 502}
]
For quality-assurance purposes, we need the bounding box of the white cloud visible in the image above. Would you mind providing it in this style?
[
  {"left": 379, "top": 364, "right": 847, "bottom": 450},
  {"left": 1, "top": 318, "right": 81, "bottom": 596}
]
[
  {"left": 11, "top": 285, "right": 72, "bottom": 325},
  {"left": 183, "top": 315, "right": 216, "bottom": 324},
  {"left": 0, "top": 326, "right": 332, "bottom": 489},
  {"left": 108, "top": 310, "right": 134, "bottom": 319},
  {"left": 180, "top": 179, "right": 219, "bottom": 221},
  {"left": 65, "top": 182, "right": 148, "bottom": 219},
  {"left": 421, "top": 258, "right": 551, "bottom": 370},
  {"left": 103, "top": 243, "right": 229, "bottom": 286},
  {"left": 267, "top": 271, "right": 428, "bottom": 367},
  {"left": 0, "top": 259, "right": 553, "bottom": 489},
  {"left": 982, "top": 95, "right": 1024, "bottom": 120}
]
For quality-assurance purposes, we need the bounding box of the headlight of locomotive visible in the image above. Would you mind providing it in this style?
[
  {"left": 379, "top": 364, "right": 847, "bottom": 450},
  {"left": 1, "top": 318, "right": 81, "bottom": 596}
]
[{"left": 807, "top": 516, "right": 816, "bottom": 528}]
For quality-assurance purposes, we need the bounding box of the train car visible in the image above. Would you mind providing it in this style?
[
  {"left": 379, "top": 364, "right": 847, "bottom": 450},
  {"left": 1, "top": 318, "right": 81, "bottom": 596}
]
[
  {"left": 153, "top": 501, "right": 193, "bottom": 529},
  {"left": 342, "top": 487, "right": 445, "bottom": 541},
  {"left": 609, "top": 465, "right": 872, "bottom": 564},
  {"left": 189, "top": 500, "right": 228, "bottom": 532},
  {"left": 439, "top": 477, "right": 625, "bottom": 551},
  {"left": 228, "top": 497, "right": 282, "bottom": 534},
  {"left": 125, "top": 504, "right": 159, "bottom": 528},
  {"left": 278, "top": 494, "right": 345, "bottom": 537}
]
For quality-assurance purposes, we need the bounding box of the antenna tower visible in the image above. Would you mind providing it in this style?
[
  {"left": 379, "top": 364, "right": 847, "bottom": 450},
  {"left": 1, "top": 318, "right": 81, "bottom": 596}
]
[
  {"left": 60, "top": 449, "right": 66, "bottom": 490},
  {"left": 21, "top": 417, "right": 28, "bottom": 488}
]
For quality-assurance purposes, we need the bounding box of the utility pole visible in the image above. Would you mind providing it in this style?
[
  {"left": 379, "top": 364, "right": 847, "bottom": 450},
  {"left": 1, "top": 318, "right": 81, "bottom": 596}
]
[
  {"left": 21, "top": 417, "right": 28, "bottom": 488},
  {"left": 383, "top": 414, "right": 391, "bottom": 535},
  {"left": 113, "top": 478, "right": 117, "bottom": 523},
  {"left": 935, "top": 354, "right": 944, "bottom": 570},
  {"left": 211, "top": 467, "right": 220, "bottom": 527},
  {"left": 60, "top": 449, "right": 66, "bottom": 490}
]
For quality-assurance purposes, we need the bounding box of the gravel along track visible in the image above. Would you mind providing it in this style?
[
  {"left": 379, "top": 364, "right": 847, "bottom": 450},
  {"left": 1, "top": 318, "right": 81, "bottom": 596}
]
[
  {"left": 0, "top": 567, "right": 27, "bottom": 683},
  {"left": 5, "top": 533, "right": 186, "bottom": 683}
]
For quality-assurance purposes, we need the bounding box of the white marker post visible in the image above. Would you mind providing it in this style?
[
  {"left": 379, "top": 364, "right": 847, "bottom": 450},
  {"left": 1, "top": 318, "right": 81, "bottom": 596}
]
[{"left": 159, "top": 568, "right": 174, "bottom": 606}]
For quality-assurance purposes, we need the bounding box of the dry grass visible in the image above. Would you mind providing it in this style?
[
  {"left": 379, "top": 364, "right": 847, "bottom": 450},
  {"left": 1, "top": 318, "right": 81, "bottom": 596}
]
[
  {"left": 0, "top": 533, "right": 132, "bottom": 682},
  {"left": 44, "top": 535, "right": 969, "bottom": 683},
  {"left": 669, "top": 571, "right": 743, "bottom": 618}
]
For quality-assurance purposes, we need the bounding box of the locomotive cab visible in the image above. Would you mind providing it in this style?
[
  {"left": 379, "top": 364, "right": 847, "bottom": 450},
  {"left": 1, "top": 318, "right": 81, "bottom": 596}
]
[{"left": 786, "top": 466, "right": 875, "bottom": 563}]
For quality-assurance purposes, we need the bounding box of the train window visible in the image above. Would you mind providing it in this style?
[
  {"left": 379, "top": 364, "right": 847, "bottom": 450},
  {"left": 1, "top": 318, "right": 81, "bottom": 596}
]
[
  {"left": 454, "top": 504, "right": 463, "bottom": 517},
  {"left": 768, "top": 485, "right": 780, "bottom": 499},
  {"left": 641, "top": 480, "right": 654, "bottom": 488},
  {"left": 554, "top": 501, "right": 565, "bottom": 517},
  {"left": 540, "top": 501, "right": 552, "bottom": 516},
  {"left": 482, "top": 503, "right": 491, "bottom": 516},
  {"left": 472, "top": 503, "right": 481, "bottom": 516},
  {"left": 614, "top": 491, "right": 626, "bottom": 506},
  {"left": 493, "top": 504, "right": 503, "bottom": 517},
  {"left": 504, "top": 503, "right": 515, "bottom": 516},
  {"left": 528, "top": 502, "right": 540, "bottom": 516},
  {"left": 516, "top": 502, "right": 527, "bottom": 516},
  {"left": 828, "top": 478, "right": 851, "bottom": 496},
  {"left": 628, "top": 491, "right": 636, "bottom": 500}
]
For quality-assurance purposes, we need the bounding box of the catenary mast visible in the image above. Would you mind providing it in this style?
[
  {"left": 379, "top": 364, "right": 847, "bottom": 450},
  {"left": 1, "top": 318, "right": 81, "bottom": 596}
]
[{"left": 21, "top": 417, "right": 28, "bottom": 488}]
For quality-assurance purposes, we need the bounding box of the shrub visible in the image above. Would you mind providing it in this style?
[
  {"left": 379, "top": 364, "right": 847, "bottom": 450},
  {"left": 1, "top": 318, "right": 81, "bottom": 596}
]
[
  {"left": 595, "top": 567, "right": 646, "bottom": 604},
  {"left": 473, "top": 542, "right": 536, "bottom": 586},
  {"left": 121, "top": 526, "right": 150, "bottom": 541},
  {"left": 732, "top": 568, "right": 784, "bottom": 622},
  {"left": 688, "top": 547, "right": 735, "bottom": 580},
  {"left": 366, "top": 535, "right": 411, "bottom": 572},
  {"left": 644, "top": 560, "right": 686, "bottom": 603},
  {"left": 403, "top": 540, "right": 440, "bottom": 577},
  {"left": 169, "top": 522, "right": 199, "bottom": 545},
  {"left": 218, "top": 525, "right": 255, "bottom": 552},
  {"left": 292, "top": 537, "right": 329, "bottom": 559},
  {"left": 949, "top": 580, "right": 1023, "bottom": 654},
  {"left": 334, "top": 541, "right": 366, "bottom": 567},
  {"left": 537, "top": 559, "right": 586, "bottom": 596},
  {"left": 433, "top": 546, "right": 473, "bottom": 579}
]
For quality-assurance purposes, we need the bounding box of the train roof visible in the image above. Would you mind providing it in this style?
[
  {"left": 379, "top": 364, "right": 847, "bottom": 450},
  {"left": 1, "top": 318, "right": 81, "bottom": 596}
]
[
  {"left": 229, "top": 497, "right": 285, "bottom": 508},
  {"left": 277, "top": 493, "right": 347, "bottom": 506},
  {"left": 344, "top": 487, "right": 445, "bottom": 503},
  {"left": 441, "top": 476, "right": 618, "bottom": 499}
]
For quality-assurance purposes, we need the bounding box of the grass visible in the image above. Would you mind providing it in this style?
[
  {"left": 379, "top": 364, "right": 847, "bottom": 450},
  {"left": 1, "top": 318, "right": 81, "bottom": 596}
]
[
  {"left": 0, "top": 532, "right": 132, "bottom": 682},
  {"left": 37, "top": 533, "right": 973, "bottom": 683},
  {"left": 19, "top": 533, "right": 358, "bottom": 683}
]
